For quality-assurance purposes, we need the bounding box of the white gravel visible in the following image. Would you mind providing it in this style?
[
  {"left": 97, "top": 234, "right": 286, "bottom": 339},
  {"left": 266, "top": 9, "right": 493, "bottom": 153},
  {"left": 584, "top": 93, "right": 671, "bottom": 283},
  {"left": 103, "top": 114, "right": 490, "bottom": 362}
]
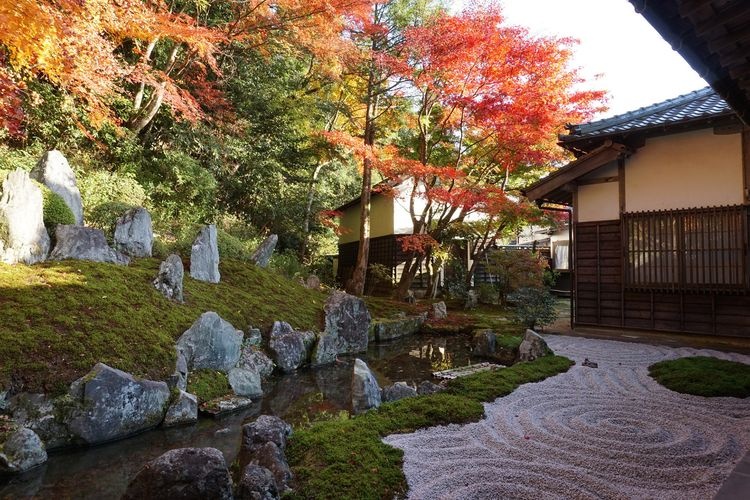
[{"left": 383, "top": 335, "right": 750, "bottom": 499}]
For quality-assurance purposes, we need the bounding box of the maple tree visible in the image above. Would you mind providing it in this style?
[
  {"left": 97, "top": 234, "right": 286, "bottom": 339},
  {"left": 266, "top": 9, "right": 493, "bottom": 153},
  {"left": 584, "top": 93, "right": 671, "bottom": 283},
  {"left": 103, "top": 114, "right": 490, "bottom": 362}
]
[{"left": 339, "top": 7, "right": 606, "bottom": 296}]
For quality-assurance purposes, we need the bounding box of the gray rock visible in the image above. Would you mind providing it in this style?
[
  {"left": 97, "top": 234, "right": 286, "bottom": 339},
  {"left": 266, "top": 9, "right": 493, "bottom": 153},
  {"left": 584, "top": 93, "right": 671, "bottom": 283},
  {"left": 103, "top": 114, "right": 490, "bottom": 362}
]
[
  {"left": 122, "top": 447, "right": 233, "bottom": 500},
  {"left": 323, "top": 291, "right": 371, "bottom": 354},
  {"left": 190, "top": 224, "right": 220, "bottom": 283},
  {"left": 0, "top": 389, "right": 8, "bottom": 413},
  {"left": 66, "top": 363, "right": 170, "bottom": 445},
  {"left": 351, "top": 358, "right": 381, "bottom": 413},
  {"left": 31, "top": 150, "right": 83, "bottom": 225},
  {"left": 268, "top": 322, "right": 314, "bottom": 372},
  {"left": 238, "top": 345, "right": 274, "bottom": 379},
  {"left": 310, "top": 331, "right": 338, "bottom": 367},
  {"left": 368, "top": 315, "right": 424, "bottom": 342},
  {"left": 464, "top": 290, "right": 479, "bottom": 310},
  {"left": 237, "top": 464, "right": 279, "bottom": 500},
  {"left": 228, "top": 368, "right": 263, "bottom": 398},
  {"left": 582, "top": 358, "right": 599, "bottom": 368},
  {"left": 0, "top": 427, "right": 47, "bottom": 474},
  {"left": 208, "top": 396, "right": 254, "bottom": 415},
  {"left": 7, "top": 393, "right": 72, "bottom": 450},
  {"left": 250, "top": 234, "right": 278, "bottom": 268},
  {"left": 404, "top": 290, "right": 416, "bottom": 304},
  {"left": 253, "top": 441, "right": 292, "bottom": 492},
  {"left": 518, "top": 329, "right": 550, "bottom": 362},
  {"left": 167, "top": 348, "right": 189, "bottom": 391},
  {"left": 163, "top": 390, "right": 198, "bottom": 428},
  {"left": 49, "top": 225, "right": 130, "bottom": 265},
  {"left": 0, "top": 169, "right": 50, "bottom": 264},
  {"left": 177, "top": 312, "right": 244, "bottom": 372},
  {"left": 382, "top": 382, "right": 417, "bottom": 402},
  {"left": 472, "top": 329, "right": 496, "bottom": 357},
  {"left": 242, "top": 415, "right": 292, "bottom": 453},
  {"left": 430, "top": 301, "right": 448, "bottom": 320},
  {"left": 245, "top": 327, "right": 263, "bottom": 346},
  {"left": 154, "top": 254, "right": 184, "bottom": 302},
  {"left": 304, "top": 275, "right": 321, "bottom": 290},
  {"left": 417, "top": 380, "right": 444, "bottom": 396},
  {"left": 114, "top": 207, "right": 153, "bottom": 257}
]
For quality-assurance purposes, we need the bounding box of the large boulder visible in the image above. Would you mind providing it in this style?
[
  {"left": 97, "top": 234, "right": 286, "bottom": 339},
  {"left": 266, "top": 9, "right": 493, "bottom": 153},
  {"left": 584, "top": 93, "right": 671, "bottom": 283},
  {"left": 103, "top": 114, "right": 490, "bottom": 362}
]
[
  {"left": 242, "top": 415, "right": 292, "bottom": 453},
  {"left": 236, "top": 464, "right": 279, "bottom": 500},
  {"left": 190, "top": 224, "right": 220, "bottom": 283},
  {"left": 351, "top": 358, "right": 381, "bottom": 413},
  {"left": 154, "top": 254, "right": 184, "bottom": 303},
  {"left": 0, "top": 427, "right": 47, "bottom": 474},
  {"left": 66, "top": 363, "right": 170, "bottom": 445},
  {"left": 268, "top": 322, "right": 314, "bottom": 372},
  {"left": 382, "top": 382, "right": 417, "bottom": 402},
  {"left": 472, "top": 329, "right": 496, "bottom": 358},
  {"left": 518, "top": 329, "right": 550, "bottom": 362},
  {"left": 177, "top": 312, "right": 244, "bottom": 372},
  {"left": 430, "top": 301, "right": 448, "bottom": 320},
  {"left": 0, "top": 169, "right": 50, "bottom": 264},
  {"left": 323, "top": 291, "right": 371, "bottom": 354},
  {"left": 122, "top": 447, "right": 233, "bottom": 500},
  {"left": 163, "top": 390, "right": 198, "bottom": 427},
  {"left": 310, "top": 331, "right": 338, "bottom": 367},
  {"left": 114, "top": 207, "right": 153, "bottom": 257},
  {"left": 228, "top": 368, "right": 263, "bottom": 398},
  {"left": 238, "top": 345, "right": 275, "bottom": 379},
  {"left": 31, "top": 150, "right": 83, "bottom": 225},
  {"left": 49, "top": 225, "right": 130, "bottom": 265},
  {"left": 250, "top": 234, "right": 278, "bottom": 268}
]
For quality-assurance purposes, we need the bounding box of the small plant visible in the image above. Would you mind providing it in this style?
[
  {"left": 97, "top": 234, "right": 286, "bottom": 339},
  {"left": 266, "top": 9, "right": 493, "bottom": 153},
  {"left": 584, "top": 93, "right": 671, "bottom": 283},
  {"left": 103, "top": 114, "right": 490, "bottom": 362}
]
[
  {"left": 87, "top": 201, "right": 133, "bottom": 241},
  {"left": 476, "top": 283, "right": 499, "bottom": 305},
  {"left": 41, "top": 186, "right": 76, "bottom": 233},
  {"left": 483, "top": 249, "right": 549, "bottom": 304},
  {"left": 443, "top": 257, "right": 468, "bottom": 300},
  {"left": 365, "top": 263, "right": 393, "bottom": 295},
  {"left": 507, "top": 287, "right": 557, "bottom": 329}
]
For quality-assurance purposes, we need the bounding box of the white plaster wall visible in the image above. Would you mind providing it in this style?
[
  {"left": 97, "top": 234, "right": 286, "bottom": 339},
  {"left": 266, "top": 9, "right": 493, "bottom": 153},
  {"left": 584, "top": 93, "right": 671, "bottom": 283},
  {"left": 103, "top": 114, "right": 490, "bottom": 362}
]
[{"left": 625, "top": 129, "right": 742, "bottom": 212}]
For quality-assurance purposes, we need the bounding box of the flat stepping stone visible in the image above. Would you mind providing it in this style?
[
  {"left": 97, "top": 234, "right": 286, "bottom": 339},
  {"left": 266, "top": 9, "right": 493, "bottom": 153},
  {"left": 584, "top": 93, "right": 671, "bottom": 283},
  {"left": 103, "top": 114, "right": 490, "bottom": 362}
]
[
  {"left": 199, "top": 396, "right": 255, "bottom": 417},
  {"left": 432, "top": 362, "right": 504, "bottom": 380}
]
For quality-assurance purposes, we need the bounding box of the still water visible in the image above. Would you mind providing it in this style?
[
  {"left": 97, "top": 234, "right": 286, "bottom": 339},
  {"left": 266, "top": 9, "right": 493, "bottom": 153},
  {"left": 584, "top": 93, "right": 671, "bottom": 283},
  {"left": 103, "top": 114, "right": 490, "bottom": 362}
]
[{"left": 0, "top": 332, "right": 476, "bottom": 499}]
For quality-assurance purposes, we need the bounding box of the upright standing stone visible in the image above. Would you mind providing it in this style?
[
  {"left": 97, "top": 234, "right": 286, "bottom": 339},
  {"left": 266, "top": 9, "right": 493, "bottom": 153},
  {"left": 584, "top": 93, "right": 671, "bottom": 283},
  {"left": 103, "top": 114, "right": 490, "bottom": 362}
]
[
  {"left": 430, "top": 301, "right": 448, "bottom": 320},
  {"left": 0, "top": 169, "right": 50, "bottom": 264},
  {"left": 154, "top": 254, "right": 184, "bottom": 302},
  {"left": 250, "top": 234, "right": 278, "bottom": 268},
  {"left": 31, "top": 150, "right": 84, "bottom": 225},
  {"left": 351, "top": 358, "right": 381, "bottom": 413},
  {"left": 114, "top": 207, "right": 153, "bottom": 257},
  {"left": 518, "top": 329, "right": 550, "bottom": 362},
  {"left": 191, "top": 224, "right": 220, "bottom": 283},
  {"left": 323, "top": 291, "right": 371, "bottom": 354},
  {"left": 49, "top": 225, "right": 130, "bottom": 265}
]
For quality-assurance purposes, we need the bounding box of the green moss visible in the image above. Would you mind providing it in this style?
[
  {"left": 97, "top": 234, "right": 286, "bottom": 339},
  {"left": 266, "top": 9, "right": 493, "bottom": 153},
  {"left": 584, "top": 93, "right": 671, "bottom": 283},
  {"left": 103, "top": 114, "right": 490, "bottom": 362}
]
[
  {"left": 40, "top": 185, "right": 76, "bottom": 232},
  {"left": 496, "top": 333, "right": 523, "bottom": 350},
  {"left": 187, "top": 370, "right": 231, "bottom": 403},
  {"left": 287, "top": 356, "right": 573, "bottom": 499},
  {"left": 0, "top": 259, "right": 326, "bottom": 394},
  {"left": 648, "top": 356, "right": 750, "bottom": 398}
]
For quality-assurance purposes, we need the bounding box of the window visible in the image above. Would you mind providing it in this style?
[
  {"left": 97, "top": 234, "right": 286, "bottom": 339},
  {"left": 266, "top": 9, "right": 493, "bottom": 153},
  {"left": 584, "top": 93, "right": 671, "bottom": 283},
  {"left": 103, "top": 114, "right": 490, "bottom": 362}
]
[{"left": 623, "top": 205, "right": 747, "bottom": 292}]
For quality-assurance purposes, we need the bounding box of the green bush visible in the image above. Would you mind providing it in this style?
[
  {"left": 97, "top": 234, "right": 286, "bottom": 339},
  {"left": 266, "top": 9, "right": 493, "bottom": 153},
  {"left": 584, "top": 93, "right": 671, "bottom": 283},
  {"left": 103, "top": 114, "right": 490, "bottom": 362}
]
[
  {"left": 483, "top": 249, "right": 549, "bottom": 304},
  {"left": 78, "top": 170, "right": 147, "bottom": 219},
  {"left": 508, "top": 287, "right": 558, "bottom": 329},
  {"left": 151, "top": 238, "right": 170, "bottom": 260},
  {"left": 477, "top": 282, "right": 500, "bottom": 304},
  {"left": 40, "top": 186, "right": 76, "bottom": 234},
  {"left": 270, "top": 249, "right": 305, "bottom": 279},
  {"left": 87, "top": 201, "right": 134, "bottom": 242}
]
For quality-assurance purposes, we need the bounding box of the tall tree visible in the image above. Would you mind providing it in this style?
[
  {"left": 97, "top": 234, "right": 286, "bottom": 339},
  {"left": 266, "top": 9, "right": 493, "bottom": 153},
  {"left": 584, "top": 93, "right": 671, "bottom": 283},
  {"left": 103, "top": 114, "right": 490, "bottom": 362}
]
[{"left": 381, "top": 8, "right": 605, "bottom": 296}]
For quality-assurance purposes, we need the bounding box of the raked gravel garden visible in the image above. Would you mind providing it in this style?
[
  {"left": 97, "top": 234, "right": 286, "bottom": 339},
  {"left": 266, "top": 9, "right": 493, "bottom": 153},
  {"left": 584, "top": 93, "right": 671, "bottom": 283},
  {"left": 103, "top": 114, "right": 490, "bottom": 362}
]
[{"left": 384, "top": 335, "right": 750, "bottom": 499}]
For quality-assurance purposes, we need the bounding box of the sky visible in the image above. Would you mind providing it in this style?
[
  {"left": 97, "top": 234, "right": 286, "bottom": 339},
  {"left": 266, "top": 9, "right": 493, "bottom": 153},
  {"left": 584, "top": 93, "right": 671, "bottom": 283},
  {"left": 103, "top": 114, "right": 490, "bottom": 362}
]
[{"left": 456, "top": 0, "right": 708, "bottom": 119}]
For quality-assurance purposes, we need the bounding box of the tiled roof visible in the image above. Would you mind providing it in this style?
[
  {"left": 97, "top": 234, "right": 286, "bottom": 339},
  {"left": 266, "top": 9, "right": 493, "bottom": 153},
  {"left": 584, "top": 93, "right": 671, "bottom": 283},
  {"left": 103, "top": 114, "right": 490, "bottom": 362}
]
[{"left": 562, "top": 87, "right": 733, "bottom": 141}]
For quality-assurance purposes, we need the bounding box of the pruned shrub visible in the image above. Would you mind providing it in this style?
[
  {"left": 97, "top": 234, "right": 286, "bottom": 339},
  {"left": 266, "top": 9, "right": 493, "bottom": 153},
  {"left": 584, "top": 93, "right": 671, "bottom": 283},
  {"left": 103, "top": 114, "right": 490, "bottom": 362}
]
[
  {"left": 508, "top": 287, "right": 557, "bottom": 329},
  {"left": 41, "top": 186, "right": 76, "bottom": 232},
  {"left": 87, "top": 201, "right": 134, "bottom": 242}
]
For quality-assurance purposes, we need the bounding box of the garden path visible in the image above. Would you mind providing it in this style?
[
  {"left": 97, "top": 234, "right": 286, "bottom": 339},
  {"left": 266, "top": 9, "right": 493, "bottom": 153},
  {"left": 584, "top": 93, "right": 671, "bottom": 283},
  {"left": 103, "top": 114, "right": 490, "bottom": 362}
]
[{"left": 384, "top": 335, "right": 750, "bottom": 499}]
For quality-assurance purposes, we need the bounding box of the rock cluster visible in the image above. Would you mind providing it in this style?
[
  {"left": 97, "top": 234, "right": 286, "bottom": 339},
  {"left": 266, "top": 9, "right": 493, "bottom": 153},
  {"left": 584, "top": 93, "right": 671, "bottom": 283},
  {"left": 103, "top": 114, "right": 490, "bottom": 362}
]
[
  {"left": 50, "top": 225, "right": 130, "bottom": 265},
  {"left": 239, "top": 415, "right": 294, "bottom": 496}
]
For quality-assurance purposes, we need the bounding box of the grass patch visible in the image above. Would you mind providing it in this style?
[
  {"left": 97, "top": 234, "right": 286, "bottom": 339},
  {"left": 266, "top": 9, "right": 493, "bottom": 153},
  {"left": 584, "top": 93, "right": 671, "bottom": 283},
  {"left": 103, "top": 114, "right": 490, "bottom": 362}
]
[
  {"left": 286, "top": 355, "right": 573, "bottom": 499},
  {"left": 0, "top": 259, "right": 327, "bottom": 394},
  {"left": 648, "top": 356, "right": 750, "bottom": 398},
  {"left": 363, "top": 296, "right": 422, "bottom": 319},
  {"left": 186, "top": 370, "right": 232, "bottom": 403}
]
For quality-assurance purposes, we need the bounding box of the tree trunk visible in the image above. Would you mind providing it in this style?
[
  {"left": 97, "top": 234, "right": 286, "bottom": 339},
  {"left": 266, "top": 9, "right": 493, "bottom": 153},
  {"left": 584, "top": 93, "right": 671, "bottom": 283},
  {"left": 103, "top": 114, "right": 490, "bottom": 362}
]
[
  {"left": 394, "top": 254, "right": 422, "bottom": 298},
  {"left": 299, "top": 161, "right": 327, "bottom": 262},
  {"left": 346, "top": 156, "right": 373, "bottom": 295},
  {"left": 128, "top": 82, "right": 166, "bottom": 135}
]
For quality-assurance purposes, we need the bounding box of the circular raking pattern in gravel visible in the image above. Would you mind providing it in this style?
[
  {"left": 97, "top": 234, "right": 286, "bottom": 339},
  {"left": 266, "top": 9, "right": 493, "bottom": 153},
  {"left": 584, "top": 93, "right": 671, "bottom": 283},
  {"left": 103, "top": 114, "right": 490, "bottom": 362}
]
[{"left": 383, "top": 336, "right": 750, "bottom": 500}]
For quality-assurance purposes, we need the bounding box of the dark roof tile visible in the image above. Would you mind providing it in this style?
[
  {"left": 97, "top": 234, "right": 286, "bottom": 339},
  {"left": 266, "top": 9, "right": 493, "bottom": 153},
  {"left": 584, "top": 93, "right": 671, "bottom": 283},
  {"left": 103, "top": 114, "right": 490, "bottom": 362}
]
[{"left": 562, "top": 87, "right": 733, "bottom": 141}]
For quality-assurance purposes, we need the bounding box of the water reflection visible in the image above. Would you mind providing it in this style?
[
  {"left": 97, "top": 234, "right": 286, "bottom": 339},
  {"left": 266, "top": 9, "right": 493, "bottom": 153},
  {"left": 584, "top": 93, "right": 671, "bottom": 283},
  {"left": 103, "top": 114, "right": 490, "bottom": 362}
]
[{"left": 0, "top": 332, "right": 476, "bottom": 499}]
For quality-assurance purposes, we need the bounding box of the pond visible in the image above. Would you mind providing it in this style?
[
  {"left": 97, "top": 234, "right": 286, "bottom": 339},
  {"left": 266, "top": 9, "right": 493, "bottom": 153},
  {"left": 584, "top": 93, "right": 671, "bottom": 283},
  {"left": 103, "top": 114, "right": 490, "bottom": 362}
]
[{"left": 0, "top": 331, "right": 479, "bottom": 499}]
